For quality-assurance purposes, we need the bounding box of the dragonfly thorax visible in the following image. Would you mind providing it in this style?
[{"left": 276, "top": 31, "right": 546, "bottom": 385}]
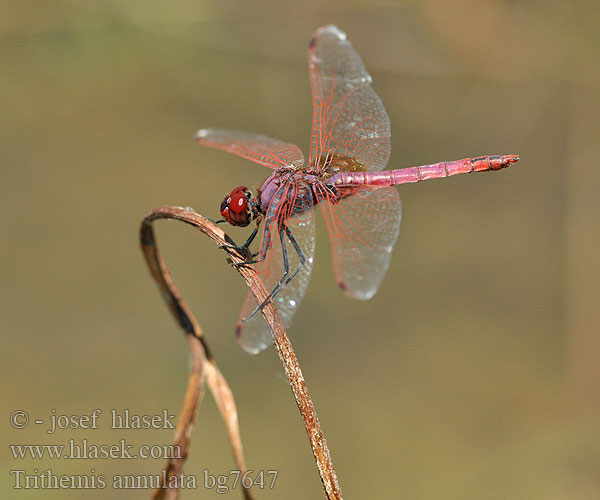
[{"left": 220, "top": 186, "right": 260, "bottom": 227}]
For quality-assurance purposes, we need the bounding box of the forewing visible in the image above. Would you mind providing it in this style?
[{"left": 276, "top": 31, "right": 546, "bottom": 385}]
[
  {"left": 236, "top": 184, "right": 316, "bottom": 354},
  {"left": 316, "top": 184, "right": 402, "bottom": 300},
  {"left": 196, "top": 128, "right": 304, "bottom": 169},
  {"left": 308, "top": 25, "right": 391, "bottom": 172}
]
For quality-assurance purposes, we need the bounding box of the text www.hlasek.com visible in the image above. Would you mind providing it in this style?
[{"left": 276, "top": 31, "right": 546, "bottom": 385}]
[{"left": 10, "top": 440, "right": 180, "bottom": 460}]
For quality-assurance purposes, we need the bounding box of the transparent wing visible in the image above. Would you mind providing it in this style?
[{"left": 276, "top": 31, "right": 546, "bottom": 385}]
[
  {"left": 196, "top": 128, "right": 305, "bottom": 170},
  {"left": 315, "top": 184, "right": 402, "bottom": 300},
  {"left": 236, "top": 182, "right": 316, "bottom": 354},
  {"left": 308, "top": 25, "right": 391, "bottom": 172}
]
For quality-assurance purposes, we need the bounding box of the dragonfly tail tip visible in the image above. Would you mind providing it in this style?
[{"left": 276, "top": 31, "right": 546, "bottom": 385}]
[{"left": 500, "top": 154, "right": 520, "bottom": 168}]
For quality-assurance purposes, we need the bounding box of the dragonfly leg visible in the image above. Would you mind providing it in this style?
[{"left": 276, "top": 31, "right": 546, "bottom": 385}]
[
  {"left": 242, "top": 225, "right": 305, "bottom": 322},
  {"left": 280, "top": 225, "right": 305, "bottom": 287},
  {"left": 221, "top": 225, "right": 261, "bottom": 263},
  {"left": 242, "top": 226, "right": 290, "bottom": 321},
  {"left": 220, "top": 225, "right": 259, "bottom": 251}
]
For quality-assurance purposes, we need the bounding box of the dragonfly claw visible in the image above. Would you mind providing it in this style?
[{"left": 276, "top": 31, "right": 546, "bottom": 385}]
[
  {"left": 207, "top": 217, "right": 227, "bottom": 224},
  {"left": 232, "top": 260, "right": 257, "bottom": 269},
  {"left": 220, "top": 243, "right": 254, "bottom": 260},
  {"left": 240, "top": 303, "right": 263, "bottom": 322}
]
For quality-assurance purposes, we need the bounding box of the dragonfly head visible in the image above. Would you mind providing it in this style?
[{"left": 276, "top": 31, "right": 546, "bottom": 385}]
[{"left": 220, "top": 186, "right": 257, "bottom": 227}]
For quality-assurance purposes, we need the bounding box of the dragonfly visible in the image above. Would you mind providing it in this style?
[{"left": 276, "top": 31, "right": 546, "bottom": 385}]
[{"left": 196, "top": 25, "right": 519, "bottom": 354}]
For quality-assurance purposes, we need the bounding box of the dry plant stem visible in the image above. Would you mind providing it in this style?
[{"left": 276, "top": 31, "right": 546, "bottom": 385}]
[
  {"left": 141, "top": 206, "right": 343, "bottom": 500},
  {"left": 151, "top": 335, "right": 206, "bottom": 500},
  {"left": 141, "top": 211, "right": 254, "bottom": 500}
]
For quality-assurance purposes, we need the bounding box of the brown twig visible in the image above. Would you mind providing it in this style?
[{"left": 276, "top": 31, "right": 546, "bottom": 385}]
[{"left": 140, "top": 206, "right": 343, "bottom": 499}]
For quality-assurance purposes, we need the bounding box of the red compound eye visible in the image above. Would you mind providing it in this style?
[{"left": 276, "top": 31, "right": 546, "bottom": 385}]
[
  {"left": 229, "top": 187, "right": 248, "bottom": 215},
  {"left": 220, "top": 186, "right": 251, "bottom": 227}
]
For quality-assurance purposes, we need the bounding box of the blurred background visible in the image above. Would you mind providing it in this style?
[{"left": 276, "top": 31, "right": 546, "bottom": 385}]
[{"left": 2, "top": 1, "right": 599, "bottom": 498}]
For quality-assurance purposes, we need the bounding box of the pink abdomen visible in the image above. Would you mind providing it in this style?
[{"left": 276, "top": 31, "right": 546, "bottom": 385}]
[{"left": 330, "top": 155, "right": 519, "bottom": 187}]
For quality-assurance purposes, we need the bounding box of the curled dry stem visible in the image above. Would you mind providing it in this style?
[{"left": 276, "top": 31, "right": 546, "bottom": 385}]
[
  {"left": 140, "top": 206, "right": 342, "bottom": 500},
  {"left": 141, "top": 208, "right": 253, "bottom": 500}
]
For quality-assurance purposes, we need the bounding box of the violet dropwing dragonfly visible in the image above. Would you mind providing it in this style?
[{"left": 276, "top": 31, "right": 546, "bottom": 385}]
[{"left": 196, "top": 25, "right": 519, "bottom": 354}]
